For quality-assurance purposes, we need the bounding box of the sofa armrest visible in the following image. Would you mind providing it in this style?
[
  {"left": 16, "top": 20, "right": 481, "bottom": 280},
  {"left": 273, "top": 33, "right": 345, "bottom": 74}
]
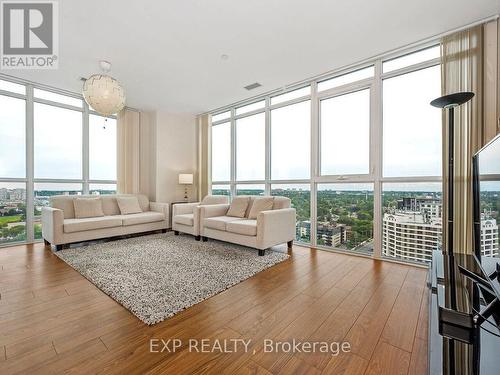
[
  {"left": 257, "top": 208, "right": 296, "bottom": 250},
  {"left": 150, "top": 202, "right": 170, "bottom": 226},
  {"left": 41, "top": 207, "right": 64, "bottom": 245},
  {"left": 172, "top": 202, "right": 200, "bottom": 216}
]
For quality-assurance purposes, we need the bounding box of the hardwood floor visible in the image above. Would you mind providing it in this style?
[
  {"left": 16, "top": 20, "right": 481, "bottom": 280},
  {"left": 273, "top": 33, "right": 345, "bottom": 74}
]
[{"left": 0, "top": 241, "right": 429, "bottom": 374}]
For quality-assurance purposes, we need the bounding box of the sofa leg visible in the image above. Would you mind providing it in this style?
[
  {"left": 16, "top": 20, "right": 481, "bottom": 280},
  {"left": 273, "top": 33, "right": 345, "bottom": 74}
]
[
  {"left": 258, "top": 249, "right": 266, "bottom": 256},
  {"left": 174, "top": 231, "right": 179, "bottom": 235},
  {"left": 55, "top": 244, "right": 63, "bottom": 251},
  {"left": 161, "top": 229, "right": 167, "bottom": 233},
  {"left": 202, "top": 236, "right": 208, "bottom": 242},
  {"left": 287, "top": 240, "right": 293, "bottom": 249},
  {"left": 195, "top": 235, "right": 201, "bottom": 241},
  {"left": 43, "top": 239, "right": 50, "bottom": 246}
]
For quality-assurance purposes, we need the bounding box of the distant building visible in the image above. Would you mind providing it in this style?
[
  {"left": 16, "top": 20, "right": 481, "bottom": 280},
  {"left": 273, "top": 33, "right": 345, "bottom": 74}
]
[
  {"left": 481, "top": 218, "right": 499, "bottom": 257},
  {"left": 382, "top": 211, "right": 442, "bottom": 263},
  {"left": 317, "top": 222, "right": 346, "bottom": 247},
  {"left": 383, "top": 199, "right": 499, "bottom": 262},
  {"left": 397, "top": 197, "right": 442, "bottom": 219}
]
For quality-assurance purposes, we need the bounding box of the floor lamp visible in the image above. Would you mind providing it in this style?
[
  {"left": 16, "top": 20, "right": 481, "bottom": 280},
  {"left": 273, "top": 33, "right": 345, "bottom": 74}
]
[{"left": 430, "top": 92, "right": 474, "bottom": 254}]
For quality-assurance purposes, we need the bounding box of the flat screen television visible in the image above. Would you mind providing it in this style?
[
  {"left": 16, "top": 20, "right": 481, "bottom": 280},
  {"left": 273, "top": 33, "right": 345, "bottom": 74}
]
[
  {"left": 472, "top": 133, "right": 500, "bottom": 307},
  {"left": 473, "top": 133, "right": 500, "bottom": 260}
]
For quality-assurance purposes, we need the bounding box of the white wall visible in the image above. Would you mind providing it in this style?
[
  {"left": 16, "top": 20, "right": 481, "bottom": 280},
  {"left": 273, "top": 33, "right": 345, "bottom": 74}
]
[{"left": 145, "top": 112, "right": 197, "bottom": 203}]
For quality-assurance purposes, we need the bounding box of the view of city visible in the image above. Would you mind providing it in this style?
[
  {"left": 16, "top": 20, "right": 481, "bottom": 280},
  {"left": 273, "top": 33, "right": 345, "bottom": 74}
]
[
  {"left": 0, "top": 187, "right": 116, "bottom": 244},
  {"left": 212, "top": 186, "right": 499, "bottom": 263}
]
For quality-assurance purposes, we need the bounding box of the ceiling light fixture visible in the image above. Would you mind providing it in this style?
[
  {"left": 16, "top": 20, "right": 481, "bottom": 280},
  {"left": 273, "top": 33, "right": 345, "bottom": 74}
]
[{"left": 82, "top": 60, "right": 126, "bottom": 116}]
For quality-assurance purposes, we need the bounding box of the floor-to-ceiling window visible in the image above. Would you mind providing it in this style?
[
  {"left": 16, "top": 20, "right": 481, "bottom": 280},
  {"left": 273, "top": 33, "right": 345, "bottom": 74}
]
[
  {"left": 209, "top": 44, "right": 441, "bottom": 263},
  {"left": 0, "top": 77, "right": 117, "bottom": 245}
]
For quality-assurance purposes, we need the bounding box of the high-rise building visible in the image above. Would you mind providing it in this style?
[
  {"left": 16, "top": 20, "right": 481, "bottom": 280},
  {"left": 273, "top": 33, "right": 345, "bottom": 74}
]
[
  {"left": 382, "top": 211, "right": 442, "bottom": 263},
  {"left": 383, "top": 198, "right": 499, "bottom": 262},
  {"left": 481, "top": 218, "right": 499, "bottom": 257}
]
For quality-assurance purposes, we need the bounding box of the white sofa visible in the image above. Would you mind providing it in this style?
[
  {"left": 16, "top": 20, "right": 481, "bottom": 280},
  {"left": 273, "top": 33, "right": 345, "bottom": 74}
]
[
  {"left": 42, "top": 194, "right": 169, "bottom": 250},
  {"left": 172, "top": 195, "right": 229, "bottom": 240},
  {"left": 199, "top": 196, "right": 296, "bottom": 256}
]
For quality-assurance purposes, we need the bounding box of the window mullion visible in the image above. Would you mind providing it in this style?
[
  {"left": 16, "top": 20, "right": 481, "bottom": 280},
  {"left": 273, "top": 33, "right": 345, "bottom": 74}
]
[
  {"left": 82, "top": 103, "right": 89, "bottom": 194},
  {"left": 373, "top": 60, "right": 383, "bottom": 259},
  {"left": 265, "top": 96, "right": 271, "bottom": 195},
  {"left": 26, "top": 85, "right": 34, "bottom": 243}
]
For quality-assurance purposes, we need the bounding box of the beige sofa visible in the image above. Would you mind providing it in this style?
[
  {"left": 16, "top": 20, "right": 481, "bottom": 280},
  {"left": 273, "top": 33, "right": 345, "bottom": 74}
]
[
  {"left": 42, "top": 194, "right": 169, "bottom": 250},
  {"left": 172, "top": 195, "right": 229, "bottom": 240},
  {"left": 199, "top": 196, "right": 296, "bottom": 256}
]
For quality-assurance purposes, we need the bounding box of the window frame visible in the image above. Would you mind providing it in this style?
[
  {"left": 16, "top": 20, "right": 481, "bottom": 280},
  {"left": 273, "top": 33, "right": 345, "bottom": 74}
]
[
  {"left": 0, "top": 75, "right": 117, "bottom": 246},
  {"left": 207, "top": 42, "right": 442, "bottom": 262}
]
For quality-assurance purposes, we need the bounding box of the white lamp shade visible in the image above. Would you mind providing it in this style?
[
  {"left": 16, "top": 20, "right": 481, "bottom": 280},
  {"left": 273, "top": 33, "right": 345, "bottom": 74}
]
[
  {"left": 178, "top": 174, "right": 193, "bottom": 185},
  {"left": 83, "top": 74, "right": 126, "bottom": 116}
]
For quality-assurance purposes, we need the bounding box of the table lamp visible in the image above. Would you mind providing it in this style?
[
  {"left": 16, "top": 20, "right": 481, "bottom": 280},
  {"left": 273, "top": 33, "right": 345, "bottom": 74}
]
[{"left": 178, "top": 173, "right": 193, "bottom": 201}]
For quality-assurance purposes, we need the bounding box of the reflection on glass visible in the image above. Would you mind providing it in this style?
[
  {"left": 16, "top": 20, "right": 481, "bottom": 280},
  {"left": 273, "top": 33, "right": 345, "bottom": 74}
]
[
  {"left": 382, "top": 183, "right": 442, "bottom": 263},
  {"left": 211, "top": 122, "right": 231, "bottom": 181},
  {"left": 271, "top": 101, "right": 310, "bottom": 179},
  {"left": 272, "top": 184, "right": 310, "bottom": 243},
  {"left": 0, "top": 95, "right": 25, "bottom": 178},
  {"left": 321, "top": 89, "right": 370, "bottom": 175},
  {"left": 0, "top": 182, "right": 26, "bottom": 244},
  {"left": 317, "top": 184, "right": 374, "bottom": 254},
  {"left": 383, "top": 65, "right": 441, "bottom": 177}
]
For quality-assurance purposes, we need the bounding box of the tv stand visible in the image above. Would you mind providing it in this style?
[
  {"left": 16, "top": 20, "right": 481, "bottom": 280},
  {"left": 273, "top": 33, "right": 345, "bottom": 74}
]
[{"left": 429, "top": 250, "right": 500, "bottom": 374}]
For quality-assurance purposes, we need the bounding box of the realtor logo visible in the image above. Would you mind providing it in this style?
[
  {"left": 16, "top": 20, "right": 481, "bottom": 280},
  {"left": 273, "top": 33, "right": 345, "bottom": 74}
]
[{"left": 1, "top": 0, "right": 58, "bottom": 69}]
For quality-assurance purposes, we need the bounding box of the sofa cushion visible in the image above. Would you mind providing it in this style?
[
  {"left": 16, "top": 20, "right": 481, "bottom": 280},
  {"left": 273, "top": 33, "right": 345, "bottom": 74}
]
[
  {"left": 64, "top": 216, "right": 122, "bottom": 233},
  {"left": 248, "top": 197, "right": 274, "bottom": 219},
  {"left": 121, "top": 212, "right": 165, "bottom": 226},
  {"left": 227, "top": 196, "right": 249, "bottom": 218},
  {"left": 200, "top": 195, "right": 229, "bottom": 205},
  {"left": 73, "top": 198, "right": 104, "bottom": 219},
  {"left": 116, "top": 196, "right": 143, "bottom": 215},
  {"left": 173, "top": 213, "right": 194, "bottom": 226},
  {"left": 273, "top": 196, "right": 291, "bottom": 210},
  {"left": 50, "top": 195, "right": 78, "bottom": 219},
  {"left": 226, "top": 219, "right": 257, "bottom": 236},
  {"left": 203, "top": 216, "right": 242, "bottom": 231}
]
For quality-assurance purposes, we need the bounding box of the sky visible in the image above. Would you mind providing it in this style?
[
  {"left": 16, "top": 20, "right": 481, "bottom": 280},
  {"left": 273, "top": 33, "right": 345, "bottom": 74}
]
[{"left": 0, "top": 90, "right": 116, "bottom": 183}]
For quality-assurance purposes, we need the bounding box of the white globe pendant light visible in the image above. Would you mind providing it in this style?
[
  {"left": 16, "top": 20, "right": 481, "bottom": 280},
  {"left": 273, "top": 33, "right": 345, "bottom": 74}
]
[{"left": 83, "top": 60, "right": 126, "bottom": 116}]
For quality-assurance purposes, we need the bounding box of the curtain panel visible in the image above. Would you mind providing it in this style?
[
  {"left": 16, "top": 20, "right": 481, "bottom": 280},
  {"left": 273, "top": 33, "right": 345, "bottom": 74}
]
[
  {"left": 441, "top": 20, "right": 500, "bottom": 254},
  {"left": 117, "top": 109, "right": 140, "bottom": 194},
  {"left": 197, "top": 114, "right": 211, "bottom": 201}
]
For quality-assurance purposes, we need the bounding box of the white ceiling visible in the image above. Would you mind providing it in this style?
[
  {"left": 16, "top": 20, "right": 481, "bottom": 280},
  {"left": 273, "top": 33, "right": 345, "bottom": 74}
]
[{"left": 5, "top": 0, "right": 500, "bottom": 114}]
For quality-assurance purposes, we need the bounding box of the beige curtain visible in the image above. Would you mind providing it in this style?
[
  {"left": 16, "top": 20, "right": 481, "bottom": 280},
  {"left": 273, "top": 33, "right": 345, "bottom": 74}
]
[
  {"left": 117, "top": 109, "right": 140, "bottom": 194},
  {"left": 441, "top": 20, "right": 500, "bottom": 254},
  {"left": 197, "top": 114, "right": 211, "bottom": 201}
]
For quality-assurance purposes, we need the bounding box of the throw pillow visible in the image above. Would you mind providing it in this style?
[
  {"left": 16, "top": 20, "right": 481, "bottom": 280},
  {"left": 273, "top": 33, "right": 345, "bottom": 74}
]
[
  {"left": 73, "top": 198, "right": 104, "bottom": 219},
  {"left": 248, "top": 197, "right": 274, "bottom": 219},
  {"left": 227, "top": 196, "right": 250, "bottom": 218},
  {"left": 116, "top": 196, "right": 143, "bottom": 215}
]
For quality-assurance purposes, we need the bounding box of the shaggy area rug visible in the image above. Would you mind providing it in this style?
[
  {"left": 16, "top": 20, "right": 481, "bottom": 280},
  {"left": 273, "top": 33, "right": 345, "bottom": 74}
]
[{"left": 55, "top": 233, "right": 289, "bottom": 325}]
